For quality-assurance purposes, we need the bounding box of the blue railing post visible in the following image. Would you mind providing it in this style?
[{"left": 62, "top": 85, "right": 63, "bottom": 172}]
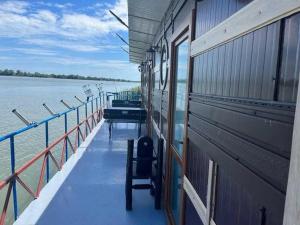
[
  {"left": 10, "top": 136, "right": 18, "bottom": 221},
  {"left": 96, "top": 97, "right": 98, "bottom": 111},
  {"left": 91, "top": 98, "right": 94, "bottom": 127},
  {"left": 99, "top": 93, "right": 102, "bottom": 107},
  {"left": 45, "top": 121, "right": 49, "bottom": 182},
  {"left": 103, "top": 93, "right": 105, "bottom": 107},
  {"left": 77, "top": 107, "right": 80, "bottom": 147},
  {"left": 85, "top": 103, "right": 88, "bottom": 135},
  {"left": 64, "top": 113, "right": 68, "bottom": 161}
]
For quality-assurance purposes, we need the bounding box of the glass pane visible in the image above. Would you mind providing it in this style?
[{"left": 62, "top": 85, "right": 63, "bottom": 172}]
[
  {"left": 170, "top": 156, "right": 182, "bottom": 224},
  {"left": 172, "top": 39, "right": 189, "bottom": 156}
]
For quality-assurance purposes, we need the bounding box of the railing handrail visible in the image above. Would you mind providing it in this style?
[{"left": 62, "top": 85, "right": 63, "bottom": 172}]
[
  {"left": 0, "top": 97, "right": 98, "bottom": 142},
  {"left": 0, "top": 111, "right": 96, "bottom": 190},
  {"left": 0, "top": 108, "right": 103, "bottom": 225},
  {"left": 0, "top": 96, "right": 104, "bottom": 225},
  {"left": 0, "top": 90, "right": 140, "bottom": 224}
]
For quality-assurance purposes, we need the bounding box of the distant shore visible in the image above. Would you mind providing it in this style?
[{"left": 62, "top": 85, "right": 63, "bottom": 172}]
[{"left": 0, "top": 69, "right": 139, "bottom": 82}]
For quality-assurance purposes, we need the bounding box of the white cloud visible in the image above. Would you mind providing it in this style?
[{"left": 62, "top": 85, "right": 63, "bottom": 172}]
[
  {"left": 0, "top": 0, "right": 136, "bottom": 79},
  {"left": 0, "top": 0, "right": 127, "bottom": 39},
  {"left": 37, "top": 2, "right": 73, "bottom": 9},
  {"left": 31, "top": 10, "right": 57, "bottom": 23},
  {"left": 0, "top": 47, "right": 57, "bottom": 56},
  {"left": 24, "top": 38, "right": 119, "bottom": 52},
  {"left": 0, "top": 1, "right": 29, "bottom": 14},
  {"left": 0, "top": 10, "right": 57, "bottom": 37},
  {"left": 14, "top": 48, "right": 57, "bottom": 56},
  {"left": 104, "top": 0, "right": 128, "bottom": 23},
  {"left": 0, "top": 56, "right": 12, "bottom": 60},
  {"left": 54, "top": 3, "right": 73, "bottom": 9}
]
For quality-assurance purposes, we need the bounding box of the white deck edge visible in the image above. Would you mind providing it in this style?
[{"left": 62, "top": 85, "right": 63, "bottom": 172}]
[{"left": 13, "top": 119, "right": 105, "bottom": 225}]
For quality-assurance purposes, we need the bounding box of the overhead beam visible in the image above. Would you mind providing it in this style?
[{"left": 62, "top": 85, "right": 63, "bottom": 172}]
[
  {"left": 129, "top": 39, "right": 152, "bottom": 45},
  {"left": 128, "top": 14, "right": 161, "bottom": 23},
  {"left": 115, "top": 33, "right": 129, "bottom": 45},
  {"left": 109, "top": 10, "right": 128, "bottom": 28}
]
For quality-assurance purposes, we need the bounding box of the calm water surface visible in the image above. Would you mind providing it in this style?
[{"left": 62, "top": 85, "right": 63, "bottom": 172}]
[{"left": 0, "top": 76, "right": 138, "bottom": 224}]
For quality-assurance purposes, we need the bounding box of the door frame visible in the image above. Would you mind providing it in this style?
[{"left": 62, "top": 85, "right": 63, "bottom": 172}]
[{"left": 165, "top": 8, "right": 196, "bottom": 225}]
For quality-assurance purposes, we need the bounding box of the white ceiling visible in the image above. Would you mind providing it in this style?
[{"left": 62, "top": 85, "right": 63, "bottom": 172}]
[{"left": 127, "top": 0, "right": 171, "bottom": 64}]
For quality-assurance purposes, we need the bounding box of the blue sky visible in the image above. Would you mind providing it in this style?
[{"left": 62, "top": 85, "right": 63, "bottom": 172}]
[{"left": 0, "top": 0, "right": 140, "bottom": 80}]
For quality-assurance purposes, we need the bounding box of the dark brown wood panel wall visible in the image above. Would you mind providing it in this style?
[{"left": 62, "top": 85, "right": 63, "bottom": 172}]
[
  {"left": 152, "top": 89, "right": 161, "bottom": 127},
  {"left": 185, "top": 197, "right": 204, "bottom": 225},
  {"left": 186, "top": 4, "right": 300, "bottom": 225},
  {"left": 161, "top": 90, "right": 169, "bottom": 137},
  {"left": 149, "top": 0, "right": 194, "bottom": 138},
  {"left": 278, "top": 13, "right": 300, "bottom": 103},
  {"left": 195, "top": 0, "right": 252, "bottom": 38},
  {"left": 186, "top": 140, "right": 209, "bottom": 206},
  {"left": 139, "top": 1, "right": 300, "bottom": 224},
  {"left": 193, "top": 21, "right": 281, "bottom": 100}
]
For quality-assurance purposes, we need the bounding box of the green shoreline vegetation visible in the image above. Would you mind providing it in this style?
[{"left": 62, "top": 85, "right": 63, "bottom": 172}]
[{"left": 0, "top": 69, "right": 139, "bottom": 82}]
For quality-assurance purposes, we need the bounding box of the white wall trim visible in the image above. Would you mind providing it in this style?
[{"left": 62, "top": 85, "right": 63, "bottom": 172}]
[
  {"left": 191, "top": 0, "right": 300, "bottom": 57},
  {"left": 283, "top": 72, "right": 300, "bottom": 225},
  {"left": 13, "top": 119, "right": 105, "bottom": 225},
  {"left": 151, "top": 117, "right": 167, "bottom": 149},
  {"left": 183, "top": 176, "right": 207, "bottom": 223}
]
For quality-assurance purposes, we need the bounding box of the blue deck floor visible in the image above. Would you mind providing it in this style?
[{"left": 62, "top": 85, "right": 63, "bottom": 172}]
[{"left": 37, "top": 122, "right": 166, "bottom": 225}]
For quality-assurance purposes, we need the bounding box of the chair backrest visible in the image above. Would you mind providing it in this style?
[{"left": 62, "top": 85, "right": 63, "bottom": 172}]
[
  {"left": 112, "top": 100, "right": 142, "bottom": 108},
  {"left": 136, "top": 136, "right": 153, "bottom": 176}
]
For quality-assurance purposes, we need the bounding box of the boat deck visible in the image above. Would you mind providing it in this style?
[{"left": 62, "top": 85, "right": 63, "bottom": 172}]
[{"left": 36, "top": 122, "right": 166, "bottom": 225}]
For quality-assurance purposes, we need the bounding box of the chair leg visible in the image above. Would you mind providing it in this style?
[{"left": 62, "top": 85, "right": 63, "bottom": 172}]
[
  {"left": 109, "top": 122, "right": 112, "bottom": 139},
  {"left": 125, "top": 175, "right": 132, "bottom": 210},
  {"left": 154, "top": 184, "right": 161, "bottom": 209},
  {"left": 126, "top": 139, "right": 134, "bottom": 210},
  {"left": 155, "top": 138, "right": 164, "bottom": 210},
  {"left": 150, "top": 182, "right": 155, "bottom": 196}
]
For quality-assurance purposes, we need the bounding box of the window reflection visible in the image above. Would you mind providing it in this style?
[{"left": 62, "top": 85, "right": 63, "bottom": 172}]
[{"left": 172, "top": 39, "right": 188, "bottom": 156}]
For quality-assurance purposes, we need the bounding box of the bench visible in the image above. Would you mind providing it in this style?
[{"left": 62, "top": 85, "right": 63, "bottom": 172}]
[{"left": 103, "top": 107, "right": 147, "bottom": 138}]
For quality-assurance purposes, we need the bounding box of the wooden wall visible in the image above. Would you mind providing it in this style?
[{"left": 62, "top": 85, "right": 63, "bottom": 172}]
[
  {"left": 186, "top": 1, "right": 299, "bottom": 225},
  {"left": 140, "top": 0, "right": 300, "bottom": 225}
]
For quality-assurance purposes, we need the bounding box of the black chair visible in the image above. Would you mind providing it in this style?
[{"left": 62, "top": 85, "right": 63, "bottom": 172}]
[{"left": 125, "top": 136, "right": 164, "bottom": 211}]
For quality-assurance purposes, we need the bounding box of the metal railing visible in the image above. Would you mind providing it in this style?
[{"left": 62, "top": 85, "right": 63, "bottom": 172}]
[
  {"left": 115, "top": 90, "right": 141, "bottom": 101},
  {"left": 0, "top": 96, "right": 103, "bottom": 225},
  {"left": 105, "top": 90, "right": 142, "bottom": 107}
]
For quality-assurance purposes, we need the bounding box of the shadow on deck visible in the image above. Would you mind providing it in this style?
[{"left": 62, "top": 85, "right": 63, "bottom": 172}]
[{"left": 37, "top": 122, "right": 166, "bottom": 225}]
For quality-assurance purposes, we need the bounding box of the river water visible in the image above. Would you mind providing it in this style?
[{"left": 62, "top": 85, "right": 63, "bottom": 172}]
[{"left": 0, "top": 76, "right": 138, "bottom": 224}]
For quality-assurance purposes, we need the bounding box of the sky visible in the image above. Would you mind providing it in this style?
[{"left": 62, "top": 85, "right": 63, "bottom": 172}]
[{"left": 0, "top": 0, "right": 140, "bottom": 81}]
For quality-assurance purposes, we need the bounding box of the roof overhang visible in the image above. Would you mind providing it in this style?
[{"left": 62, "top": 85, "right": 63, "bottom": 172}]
[{"left": 127, "top": 0, "right": 171, "bottom": 64}]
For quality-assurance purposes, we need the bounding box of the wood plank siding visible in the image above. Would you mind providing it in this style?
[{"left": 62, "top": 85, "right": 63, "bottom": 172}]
[{"left": 139, "top": 0, "right": 300, "bottom": 224}]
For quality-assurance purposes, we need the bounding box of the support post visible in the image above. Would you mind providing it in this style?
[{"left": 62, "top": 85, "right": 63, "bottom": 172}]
[
  {"left": 77, "top": 107, "right": 80, "bottom": 147},
  {"left": 85, "top": 103, "right": 88, "bottom": 136},
  {"left": 96, "top": 97, "right": 99, "bottom": 111},
  {"left": 155, "top": 138, "right": 164, "bottom": 209},
  {"left": 64, "top": 114, "right": 68, "bottom": 161},
  {"left": 45, "top": 121, "right": 49, "bottom": 182},
  {"left": 91, "top": 98, "right": 94, "bottom": 127},
  {"left": 10, "top": 136, "right": 18, "bottom": 221},
  {"left": 283, "top": 74, "right": 300, "bottom": 225},
  {"left": 126, "top": 139, "right": 134, "bottom": 210}
]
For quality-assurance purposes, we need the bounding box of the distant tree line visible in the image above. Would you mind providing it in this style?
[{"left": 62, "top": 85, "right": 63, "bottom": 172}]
[{"left": 0, "top": 69, "right": 138, "bottom": 82}]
